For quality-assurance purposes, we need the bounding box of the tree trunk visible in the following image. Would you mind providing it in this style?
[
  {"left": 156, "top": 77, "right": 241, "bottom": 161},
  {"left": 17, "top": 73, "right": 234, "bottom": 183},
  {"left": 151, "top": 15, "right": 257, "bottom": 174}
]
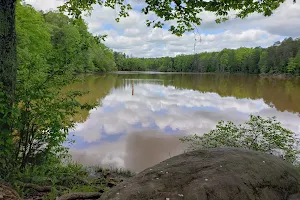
[{"left": 0, "top": 0, "right": 17, "bottom": 132}]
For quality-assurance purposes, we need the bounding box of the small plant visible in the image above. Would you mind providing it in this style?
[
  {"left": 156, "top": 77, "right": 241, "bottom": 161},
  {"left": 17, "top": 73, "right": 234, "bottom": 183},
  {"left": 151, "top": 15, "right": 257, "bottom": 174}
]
[
  {"left": 91, "top": 166, "right": 135, "bottom": 178},
  {"left": 180, "top": 115, "right": 300, "bottom": 164},
  {"left": 69, "top": 185, "right": 100, "bottom": 193},
  {"left": 43, "top": 188, "right": 59, "bottom": 200},
  {"left": 109, "top": 167, "right": 136, "bottom": 178}
]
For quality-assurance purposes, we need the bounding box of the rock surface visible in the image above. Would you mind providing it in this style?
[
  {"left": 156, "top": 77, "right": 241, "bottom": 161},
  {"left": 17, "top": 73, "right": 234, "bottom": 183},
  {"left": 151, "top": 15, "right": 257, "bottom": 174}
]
[
  {"left": 0, "top": 184, "right": 21, "bottom": 200},
  {"left": 57, "top": 192, "right": 102, "bottom": 200},
  {"left": 100, "top": 148, "right": 300, "bottom": 200}
]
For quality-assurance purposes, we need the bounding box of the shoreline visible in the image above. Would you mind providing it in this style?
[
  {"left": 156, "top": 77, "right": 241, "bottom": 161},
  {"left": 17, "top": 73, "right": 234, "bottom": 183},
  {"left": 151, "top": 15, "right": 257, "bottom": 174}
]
[
  {"left": 17, "top": 166, "right": 135, "bottom": 200},
  {"left": 79, "top": 71, "right": 300, "bottom": 79}
]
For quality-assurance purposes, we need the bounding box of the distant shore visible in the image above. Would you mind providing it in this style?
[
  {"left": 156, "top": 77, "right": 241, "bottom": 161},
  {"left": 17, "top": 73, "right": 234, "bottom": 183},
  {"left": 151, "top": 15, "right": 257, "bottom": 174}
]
[{"left": 113, "top": 71, "right": 300, "bottom": 78}]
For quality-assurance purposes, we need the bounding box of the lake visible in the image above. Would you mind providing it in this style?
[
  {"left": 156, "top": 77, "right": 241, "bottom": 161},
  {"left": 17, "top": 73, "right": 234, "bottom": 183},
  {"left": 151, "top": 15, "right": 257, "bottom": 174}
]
[{"left": 67, "top": 73, "right": 300, "bottom": 172}]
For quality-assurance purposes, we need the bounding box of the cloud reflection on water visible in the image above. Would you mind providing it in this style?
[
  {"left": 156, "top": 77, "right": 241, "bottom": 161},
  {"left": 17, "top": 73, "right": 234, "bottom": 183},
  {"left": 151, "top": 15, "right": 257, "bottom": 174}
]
[{"left": 70, "top": 82, "right": 300, "bottom": 171}]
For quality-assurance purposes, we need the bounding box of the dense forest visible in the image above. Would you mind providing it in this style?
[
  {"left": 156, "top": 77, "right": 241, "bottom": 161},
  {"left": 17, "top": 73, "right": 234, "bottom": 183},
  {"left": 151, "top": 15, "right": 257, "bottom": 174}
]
[
  {"left": 114, "top": 38, "right": 300, "bottom": 75},
  {"left": 17, "top": 2, "right": 116, "bottom": 74}
]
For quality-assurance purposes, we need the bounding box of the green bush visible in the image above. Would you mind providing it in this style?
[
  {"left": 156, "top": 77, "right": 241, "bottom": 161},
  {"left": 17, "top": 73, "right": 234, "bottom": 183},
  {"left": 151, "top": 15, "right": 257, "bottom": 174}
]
[{"left": 180, "top": 115, "right": 300, "bottom": 164}]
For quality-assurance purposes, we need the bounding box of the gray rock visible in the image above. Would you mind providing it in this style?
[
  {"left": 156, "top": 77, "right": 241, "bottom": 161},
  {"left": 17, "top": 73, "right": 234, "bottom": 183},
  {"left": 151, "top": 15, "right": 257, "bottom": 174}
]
[
  {"left": 288, "top": 193, "right": 300, "bottom": 200},
  {"left": 0, "top": 184, "right": 21, "bottom": 200},
  {"left": 100, "top": 148, "right": 300, "bottom": 200}
]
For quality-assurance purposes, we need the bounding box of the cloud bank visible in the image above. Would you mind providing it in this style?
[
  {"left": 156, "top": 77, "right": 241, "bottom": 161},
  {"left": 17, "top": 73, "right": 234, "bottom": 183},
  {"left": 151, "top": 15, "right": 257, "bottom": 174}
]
[{"left": 26, "top": 0, "right": 300, "bottom": 57}]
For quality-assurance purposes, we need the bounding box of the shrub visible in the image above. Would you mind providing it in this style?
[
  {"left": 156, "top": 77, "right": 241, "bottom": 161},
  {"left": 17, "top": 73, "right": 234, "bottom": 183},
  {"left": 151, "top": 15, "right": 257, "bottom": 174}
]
[{"left": 180, "top": 115, "right": 300, "bottom": 164}]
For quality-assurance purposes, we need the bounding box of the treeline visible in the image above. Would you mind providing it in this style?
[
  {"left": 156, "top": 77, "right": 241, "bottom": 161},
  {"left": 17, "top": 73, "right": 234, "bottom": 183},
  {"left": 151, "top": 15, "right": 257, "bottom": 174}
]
[
  {"left": 17, "top": 2, "right": 116, "bottom": 74},
  {"left": 114, "top": 38, "right": 300, "bottom": 75}
]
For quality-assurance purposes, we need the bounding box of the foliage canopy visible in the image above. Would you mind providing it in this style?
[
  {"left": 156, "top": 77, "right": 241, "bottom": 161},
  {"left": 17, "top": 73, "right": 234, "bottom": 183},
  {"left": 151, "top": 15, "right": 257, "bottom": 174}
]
[
  {"left": 114, "top": 37, "right": 300, "bottom": 75},
  {"left": 60, "top": 0, "right": 294, "bottom": 36},
  {"left": 1, "top": 2, "right": 116, "bottom": 179}
]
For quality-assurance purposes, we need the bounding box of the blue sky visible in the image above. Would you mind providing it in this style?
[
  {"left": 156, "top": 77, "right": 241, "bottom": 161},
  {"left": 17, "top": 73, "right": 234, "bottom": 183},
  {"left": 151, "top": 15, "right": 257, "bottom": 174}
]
[{"left": 27, "top": 0, "right": 300, "bottom": 57}]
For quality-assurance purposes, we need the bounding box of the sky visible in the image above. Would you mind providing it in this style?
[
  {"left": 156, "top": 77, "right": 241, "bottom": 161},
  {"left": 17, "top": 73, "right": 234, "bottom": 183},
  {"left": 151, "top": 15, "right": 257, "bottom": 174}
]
[{"left": 25, "top": 0, "right": 300, "bottom": 57}]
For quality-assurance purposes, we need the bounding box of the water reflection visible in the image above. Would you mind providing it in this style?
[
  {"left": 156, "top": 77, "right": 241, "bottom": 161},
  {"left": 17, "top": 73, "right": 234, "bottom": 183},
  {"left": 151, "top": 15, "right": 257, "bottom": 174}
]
[
  {"left": 68, "top": 74, "right": 300, "bottom": 171},
  {"left": 70, "top": 130, "right": 186, "bottom": 172}
]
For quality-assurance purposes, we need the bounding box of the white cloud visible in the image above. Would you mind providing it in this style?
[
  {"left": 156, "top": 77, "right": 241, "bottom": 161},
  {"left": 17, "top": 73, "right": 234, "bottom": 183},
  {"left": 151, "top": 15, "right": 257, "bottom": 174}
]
[
  {"left": 197, "top": 2, "right": 300, "bottom": 36},
  {"left": 25, "top": 0, "right": 64, "bottom": 11},
  {"left": 26, "top": 0, "right": 300, "bottom": 57}
]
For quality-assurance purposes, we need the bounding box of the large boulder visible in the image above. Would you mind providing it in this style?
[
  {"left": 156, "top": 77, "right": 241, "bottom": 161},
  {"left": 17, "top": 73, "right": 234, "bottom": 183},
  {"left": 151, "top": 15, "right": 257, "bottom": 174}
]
[
  {"left": 0, "top": 184, "right": 21, "bottom": 200},
  {"left": 100, "top": 148, "right": 300, "bottom": 200}
]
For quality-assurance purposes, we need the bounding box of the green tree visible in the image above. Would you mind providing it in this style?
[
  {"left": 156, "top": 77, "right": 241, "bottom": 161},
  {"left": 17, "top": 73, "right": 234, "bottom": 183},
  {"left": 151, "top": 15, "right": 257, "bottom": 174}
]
[
  {"left": 43, "top": 11, "right": 116, "bottom": 73},
  {"left": 116, "top": 37, "right": 300, "bottom": 74},
  {"left": 258, "top": 51, "right": 269, "bottom": 74},
  {"left": 114, "top": 52, "right": 126, "bottom": 70},
  {"left": 60, "top": 0, "right": 289, "bottom": 36},
  {"left": 247, "top": 47, "right": 261, "bottom": 74},
  {"left": 0, "top": 0, "right": 18, "bottom": 155},
  {"left": 275, "top": 37, "right": 297, "bottom": 74},
  {"left": 287, "top": 51, "right": 300, "bottom": 75},
  {"left": 0, "top": 3, "right": 103, "bottom": 177},
  {"left": 11, "top": 3, "right": 94, "bottom": 171},
  {"left": 220, "top": 52, "right": 229, "bottom": 72},
  {"left": 180, "top": 115, "right": 299, "bottom": 164},
  {"left": 1, "top": 2, "right": 53, "bottom": 173}
]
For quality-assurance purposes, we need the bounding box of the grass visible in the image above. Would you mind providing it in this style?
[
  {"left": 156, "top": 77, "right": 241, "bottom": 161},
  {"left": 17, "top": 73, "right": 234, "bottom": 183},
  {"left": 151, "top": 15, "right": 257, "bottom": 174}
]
[{"left": 6, "top": 162, "right": 134, "bottom": 199}]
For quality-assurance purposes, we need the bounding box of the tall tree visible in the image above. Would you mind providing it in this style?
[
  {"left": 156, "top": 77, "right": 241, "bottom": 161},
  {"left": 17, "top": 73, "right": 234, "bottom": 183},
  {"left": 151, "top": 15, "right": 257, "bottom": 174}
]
[
  {"left": 220, "top": 52, "right": 229, "bottom": 72},
  {"left": 0, "top": 0, "right": 17, "bottom": 142},
  {"left": 287, "top": 51, "right": 300, "bottom": 75}
]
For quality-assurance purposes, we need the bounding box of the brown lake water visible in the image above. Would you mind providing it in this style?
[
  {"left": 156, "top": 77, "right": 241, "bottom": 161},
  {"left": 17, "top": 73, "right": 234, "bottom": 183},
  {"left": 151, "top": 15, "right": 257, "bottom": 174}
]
[{"left": 67, "top": 73, "right": 300, "bottom": 172}]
